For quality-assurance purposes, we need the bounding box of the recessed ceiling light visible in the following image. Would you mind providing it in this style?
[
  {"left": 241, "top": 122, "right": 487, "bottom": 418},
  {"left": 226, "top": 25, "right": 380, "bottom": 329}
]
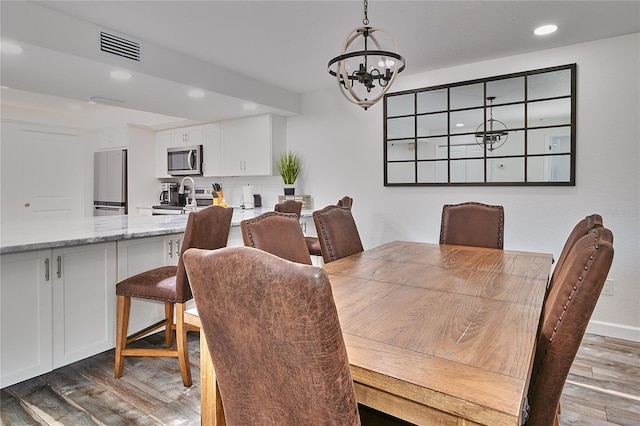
[
  {"left": 534, "top": 25, "right": 558, "bottom": 36},
  {"left": 0, "top": 41, "right": 24, "bottom": 54},
  {"left": 188, "top": 89, "right": 205, "bottom": 98},
  {"left": 110, "top": 70, "right": 132, "bottom": 80},
  {"left": 456, "top": 123, "right": 464, "bottom": 127}
]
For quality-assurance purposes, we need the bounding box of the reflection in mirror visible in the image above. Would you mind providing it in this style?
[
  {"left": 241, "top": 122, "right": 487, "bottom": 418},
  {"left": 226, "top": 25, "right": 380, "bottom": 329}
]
[
  {"left": 384, "top": 64, "right": 575, "bottom": 186},
  {"left": 450, "top": 83, "right": 483, "bottom": 109},
  {"left": 487, "top": 77, "right": 524, "bottom": 103},
  {"left": 528, "top": 69, "right": 572, "bottom": 100}
]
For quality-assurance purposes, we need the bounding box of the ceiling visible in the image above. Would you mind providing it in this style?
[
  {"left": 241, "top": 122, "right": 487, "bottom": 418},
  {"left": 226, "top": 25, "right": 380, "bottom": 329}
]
[{"left": 1, "top": 1, "right": 639, "bottom": 130}]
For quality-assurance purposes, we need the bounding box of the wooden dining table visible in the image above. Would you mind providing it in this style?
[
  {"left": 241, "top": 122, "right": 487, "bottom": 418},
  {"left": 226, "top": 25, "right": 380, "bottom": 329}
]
[{"left": 185, "top": 240, "right": 553, "bottom": 426}]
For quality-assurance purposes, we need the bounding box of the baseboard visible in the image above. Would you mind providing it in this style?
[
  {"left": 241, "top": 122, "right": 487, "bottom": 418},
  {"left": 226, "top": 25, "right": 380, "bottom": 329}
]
[{"left": 587, "top": 320, "right": 640, "bottom": 343}]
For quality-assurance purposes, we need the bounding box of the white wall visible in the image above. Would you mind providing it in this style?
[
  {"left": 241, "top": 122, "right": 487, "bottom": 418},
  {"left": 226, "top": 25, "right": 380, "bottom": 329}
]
[{"left": 287, "top": 34, "right": 640, "bottom": 342}]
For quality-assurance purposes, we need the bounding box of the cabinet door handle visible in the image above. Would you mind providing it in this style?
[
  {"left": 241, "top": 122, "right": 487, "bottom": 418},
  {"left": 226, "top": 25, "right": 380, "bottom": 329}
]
[
  {"left": 56, "top": 255, "right": 62, "bottom": 278},
  {"left": 168, "top": 240, "right": 173, "bottom": 258},
  {"left": 175, "top": 239, "right": 181, "bottom": 257},
  {"left": 45, "top": 258, "right": 50, "bottom": 281}
]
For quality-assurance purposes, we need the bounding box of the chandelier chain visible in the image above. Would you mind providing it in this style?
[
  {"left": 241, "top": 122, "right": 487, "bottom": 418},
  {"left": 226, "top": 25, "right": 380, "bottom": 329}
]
[{"left": 363, "top": 0, "right": 369, "bottom": 25}]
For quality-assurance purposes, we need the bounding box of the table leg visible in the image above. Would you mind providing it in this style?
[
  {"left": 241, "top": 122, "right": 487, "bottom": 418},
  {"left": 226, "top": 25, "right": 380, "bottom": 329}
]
[{"left": 200, "top": 331, "right": 225, "bottom": 426}]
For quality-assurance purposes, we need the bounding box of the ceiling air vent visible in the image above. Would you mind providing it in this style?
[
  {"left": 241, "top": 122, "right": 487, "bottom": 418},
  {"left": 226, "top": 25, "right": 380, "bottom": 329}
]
[{"left": 99, "top": 30, "right": 142, "bottom": 62}]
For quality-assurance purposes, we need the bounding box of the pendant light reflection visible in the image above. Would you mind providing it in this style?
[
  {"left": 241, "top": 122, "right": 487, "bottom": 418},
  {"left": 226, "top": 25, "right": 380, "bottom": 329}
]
[
  {"left": 475, "top": 96, "right": 509, "bottom": 152},
  {"left": 327, "top": 0, "right": 405, "bottom": 110}
]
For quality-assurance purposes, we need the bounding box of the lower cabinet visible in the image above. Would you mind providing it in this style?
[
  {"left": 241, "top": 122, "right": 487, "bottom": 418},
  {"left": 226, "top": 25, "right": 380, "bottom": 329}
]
[{"left": 0, "top": 242, "right": 117, "bottom": 388}]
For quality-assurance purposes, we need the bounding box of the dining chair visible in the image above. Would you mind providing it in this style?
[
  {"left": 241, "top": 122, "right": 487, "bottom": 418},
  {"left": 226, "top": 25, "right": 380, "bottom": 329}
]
[
  {"left": 241, "top": 211, "right": 312, "bottom": 264},
  {"left": 526, "top": 227, "right": 614, "bottom": 426},
  {"left": 114, "top": 205, "right": 233, "bottom": 387},
  {"left": 273, "top": 199, "right": 322, "bottom": 258},
  {"left": 439, "top": 202, "right": 504, "bottom": 249},
  {"left": 183, "top": 246, "right": 361, "bottom": 425},
  {"left": 337, "top": 196, "right": 354, "bottom": 210},
  {"left": 313, "top": 204, "right": 364, "bottom": 263},
  {"left": 303, "top": 197, "right": 355, "bottom": 259},
  {"left": 550, "top": 214, "right": 603, "bottom": 287},
  {"left": 274, "top": 199, "right": 303, "bottom": 217}
]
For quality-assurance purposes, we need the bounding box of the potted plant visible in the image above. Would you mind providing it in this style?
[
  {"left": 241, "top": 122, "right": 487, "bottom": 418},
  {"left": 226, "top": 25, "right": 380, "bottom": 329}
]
[{"left": 276, "top": 150, "right": 302, "bottom": 195}]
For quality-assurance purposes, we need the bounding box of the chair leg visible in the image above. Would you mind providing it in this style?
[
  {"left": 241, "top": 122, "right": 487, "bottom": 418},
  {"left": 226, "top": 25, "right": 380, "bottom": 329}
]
[
  {"left": 176, "top": 302, "right": 192, "bottom": 387},
  {"left": 114, "top": 295, "right": 131, "bottom": 378},
  {"left": 164, "top": 301, "right": 174, "bottom": 348}
]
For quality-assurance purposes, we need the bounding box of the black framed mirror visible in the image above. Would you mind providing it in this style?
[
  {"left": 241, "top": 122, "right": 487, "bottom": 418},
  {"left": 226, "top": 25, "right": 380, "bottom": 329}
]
[{"left": 384, "top": 64, "right": 576, "bottom": 186}]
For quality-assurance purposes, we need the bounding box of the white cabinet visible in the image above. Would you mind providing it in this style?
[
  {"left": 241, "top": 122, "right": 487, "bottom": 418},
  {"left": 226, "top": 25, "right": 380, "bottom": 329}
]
[
  {"left": 171, "top": 125, "right": 203, "bottom": 146},
  {"left": 155, "top": 130, "right": 172, "bottom": 178},
  {"left": 116, "top": 233, "right": 184, "bottom": 334},
  {"left": 52, "top": 243, "right": 117, "bottom": 368},
  {"left": 155, "top": 114, "right": 285, "bottom": 178},
  {"left": 220, "top": 114, "right": 286, "bottom": 176},
  {"left": 97, "top": 127, "right": 127, "bottom": 150},
  {"left": 0, "top": 242, "right": 117, "bottom": 388},
  {"left": 0, "top": 250, "right": 52, "bottom": 388},
  {"left": 202, "top": 123, "right": 223, "bottom": 177}
]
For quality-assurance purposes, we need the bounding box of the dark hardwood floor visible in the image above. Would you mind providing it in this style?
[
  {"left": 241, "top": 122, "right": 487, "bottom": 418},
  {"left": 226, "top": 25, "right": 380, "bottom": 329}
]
[{"left": 2, "top": 332, "right": 639, "bottom": 425}]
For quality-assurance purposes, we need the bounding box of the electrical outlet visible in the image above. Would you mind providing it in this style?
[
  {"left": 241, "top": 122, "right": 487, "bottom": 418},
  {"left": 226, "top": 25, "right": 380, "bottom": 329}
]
[{"left": 602, "top": 279, "right": 614, "bottom": 296}]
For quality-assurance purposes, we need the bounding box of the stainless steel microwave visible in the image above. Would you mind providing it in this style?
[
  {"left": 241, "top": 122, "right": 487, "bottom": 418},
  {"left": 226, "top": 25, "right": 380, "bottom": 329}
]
[{"left": 167, "top": 145, "right": 202, "bottom": 176}]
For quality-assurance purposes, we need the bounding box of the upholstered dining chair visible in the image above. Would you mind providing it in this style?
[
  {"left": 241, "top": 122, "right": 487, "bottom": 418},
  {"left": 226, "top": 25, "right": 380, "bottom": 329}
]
[
  {"left": 337, "top": 196, "right": 354, "bottom": 210},
  {"left": 526, "top": 227, "right": 614, "bottom": 426},
  {"left": 273, "top": 199, "right": 323, "bottom": 258},
  {"left": 550, "top": 214, "right": 603, "bottom": 287},
  {"left": 183, "top": 246, "right": 361, "bottom": 425},
  {"left": 439, "top": 202, "right": 504, "bottom": 249},
  {"left": 114, "top": 205, "right": 233, "bottom": 387},
  {"left": 313, "top": 204, "right": 364, "bottom": 263},
  {"left": 241, "top": 211, "right": 312, "bottom": 264},
  {"left": 274, "top": 199, "right": 303, "bottom": 217}
]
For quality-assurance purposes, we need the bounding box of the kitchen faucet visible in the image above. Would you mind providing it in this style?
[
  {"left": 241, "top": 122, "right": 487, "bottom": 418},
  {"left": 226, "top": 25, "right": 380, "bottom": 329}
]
[{"left": 179, "top": 176, "right": 197, "bottom": 209}]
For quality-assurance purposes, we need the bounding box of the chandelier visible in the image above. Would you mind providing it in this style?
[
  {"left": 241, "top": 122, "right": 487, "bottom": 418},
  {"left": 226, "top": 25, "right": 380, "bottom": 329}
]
[
  {"left": 327, "top": 0, "right": 406, "bottom": 110},
  {"left": 475, "top": 96, "right": 509, "bottom": 151}
]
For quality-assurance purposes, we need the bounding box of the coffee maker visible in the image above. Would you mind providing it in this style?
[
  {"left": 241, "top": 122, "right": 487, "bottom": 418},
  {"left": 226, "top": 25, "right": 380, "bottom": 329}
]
[{"left": 160, "top": 182, "right": 179, "bottom": 205}]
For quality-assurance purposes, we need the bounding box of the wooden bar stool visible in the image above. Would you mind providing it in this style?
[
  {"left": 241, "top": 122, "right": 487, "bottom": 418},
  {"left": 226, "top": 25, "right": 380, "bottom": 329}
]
[{"left": 114, "top": 206, "right": 233, "bottom": 387}]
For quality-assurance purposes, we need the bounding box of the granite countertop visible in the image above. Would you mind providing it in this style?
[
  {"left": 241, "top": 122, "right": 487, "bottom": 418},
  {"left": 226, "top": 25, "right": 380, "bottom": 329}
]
[{"left": 0, "top": 207, "right": 312, "bottom": 254}]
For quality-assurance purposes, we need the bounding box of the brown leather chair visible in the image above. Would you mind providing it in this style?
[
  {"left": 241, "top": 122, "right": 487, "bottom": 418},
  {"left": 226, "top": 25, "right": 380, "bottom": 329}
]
[
  {"left": 241, "top": 211, "right": 312, "bottom": 264},
  {"left": 439, "top": 202, "right": 504, "bottom": 249},
  {"left": 273, "top": 199, "right": 322, "bottom": 258},
  {"left": 274, "top": 199, "right": 303, "bottom": 217},
  {"left": 313, "top": 204, "right": 364, "bottom": 263},
  {"left": 183, "top": 246, "right": 360, "bottom": 425},
  {"left": 114, "top": 205, "right": 233, "bottom": 387},
  {"left": 526, "top": 227, "right": 614, "bottom": 426},
  {"left": 305, "top": 197, "right": 354, "bottom": 258},
  {"left": 550, "top": 214, "right": 603, "bottom": 287},
  {"left": 337, "top": 196, "right": 354, "bottom": 210}
]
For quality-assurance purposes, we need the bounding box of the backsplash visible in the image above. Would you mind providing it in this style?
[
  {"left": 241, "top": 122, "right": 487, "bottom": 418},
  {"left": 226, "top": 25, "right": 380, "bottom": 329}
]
[{"left": 160, "top": 175, "right": 311, "bottom": 209}]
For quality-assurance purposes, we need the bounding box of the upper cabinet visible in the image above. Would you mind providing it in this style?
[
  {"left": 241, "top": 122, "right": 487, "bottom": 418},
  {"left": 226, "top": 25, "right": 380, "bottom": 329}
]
[
  {"left": 170, "top": 125, "right": 203, "bottom": 146},
  {"left": 155, "top": 130, "right": 172, "bottom": 178},
  {"left": 155, "top": 114, "right": 286, "bottom": 178},
  {"left": 220, "top": 114, "right": 286, "bottom": 177},
  {"left": 96, "top": 127, "right": 127, "bottom": 150},
  {"left": 202, "top": 123, "right": 222, "bottom": 177}
]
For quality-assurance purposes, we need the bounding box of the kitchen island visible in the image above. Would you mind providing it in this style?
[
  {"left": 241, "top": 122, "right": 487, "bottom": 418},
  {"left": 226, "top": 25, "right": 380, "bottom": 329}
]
[
  {"left": 0, "top": 207, "right": 314, "bottom": 388},
  {"left": 0, "top": 207, "right": 313, "bottom": 254}
]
